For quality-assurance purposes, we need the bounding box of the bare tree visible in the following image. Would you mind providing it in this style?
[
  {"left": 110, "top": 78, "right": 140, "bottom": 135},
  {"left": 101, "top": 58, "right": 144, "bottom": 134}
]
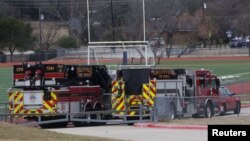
[
  {"left": 45, "top": 0, "right": 87, "bottom": 42},
  {"left": 0, "top": 2, "right": 20, "bottom": 18},
  {"left": 42, "top": 22, "right": 62, "bottom": 51},
  {"left": 145, "top": 0, "right": 185, "bottom": 58}
]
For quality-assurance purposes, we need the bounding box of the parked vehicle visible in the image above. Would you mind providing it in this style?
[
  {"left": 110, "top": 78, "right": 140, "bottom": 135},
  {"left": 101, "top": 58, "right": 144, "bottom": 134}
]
[
  {"left": 8, "top": 63, "right": 113, "bottom": 127},
  {"left": 218, "top": 86, "right": 241, "bottom": 115},
  {"left": 8, "top": 63, "right": 240, "bottom": 127},
  {"left": 229, "top": 37, "right": 249, "bottom": 48}
]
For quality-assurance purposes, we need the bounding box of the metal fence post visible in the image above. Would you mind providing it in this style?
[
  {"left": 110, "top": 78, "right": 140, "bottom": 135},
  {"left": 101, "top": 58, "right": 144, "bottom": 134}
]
[
  {"left": 153, "top": 97, "right": 158, "bottom": 123},
  {"left": 4, "top": 103, "right": 7, "bottom": 122},
  {"left": 139, "top": 104, "right": 143, "bottom": 123}
]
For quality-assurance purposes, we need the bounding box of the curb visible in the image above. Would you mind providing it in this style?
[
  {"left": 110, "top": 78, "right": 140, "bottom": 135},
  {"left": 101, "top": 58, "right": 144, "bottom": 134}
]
[
  {"left": 134, "top": 123, "right": 207, "bottom": 130},
  {"left": 241, "top": 104, "right": 250, "bottom": 108}
]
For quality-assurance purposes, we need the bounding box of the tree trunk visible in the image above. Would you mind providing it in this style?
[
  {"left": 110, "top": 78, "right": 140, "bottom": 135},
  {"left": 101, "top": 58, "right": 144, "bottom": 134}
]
[
  {"left": 9, "top": 45, "right": 15, "bottom": 62},
  {"left": 167, "top": 37, "right": 173, "bottom": 58},
  {"left": 10, "top": 53, "right": 13, "bottom": 62}
]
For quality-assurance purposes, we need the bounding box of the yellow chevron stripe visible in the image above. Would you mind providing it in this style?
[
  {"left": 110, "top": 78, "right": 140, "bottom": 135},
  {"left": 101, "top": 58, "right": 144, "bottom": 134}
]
[
  {"left": 14, "top": 102, "right": 23, "bottom": 114},
  {"left": 51, "top": 92, "right": 57, "bottom": 101},
  {"left": 143, "top": 85, "right": 155, "bottom": 98},
  {"left": 9, "top": 92, "right": 16, "bottom": 102},
  {"left": 112, "top": 93, "right": 118, "bottom": 109},
  {"left": 143, "top": 92, "right": 149, "bottom": 99},
  {"left": 112, "top": 101, "right": 116, "bottom": 108},
  {"left": 129, "top": 111, "right": 136, "bottom": 116},
  {"left": 116, "top": 101, "right": 124, "bottom": 111},
  {"left": 149, "top": 91, "right": 156, "bottom": 98},
  {"left": 112, "top": 81, "right": 118, "bottom": 94},
  {"left": 143, "top": 92, "right": 154, "bottom": 105},
  {"left": 14, "top": 93, "right": 23, "bottom": 104},
  {"left": 43, "top": 101, "right": 53, "bottom": 112},
  {"left": 112, "top": 81, "right": 125, "bottom": 115}
]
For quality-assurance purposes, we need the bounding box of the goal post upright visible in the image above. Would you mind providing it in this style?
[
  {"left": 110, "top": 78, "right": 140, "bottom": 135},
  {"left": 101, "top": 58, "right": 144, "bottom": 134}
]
[{"left": 86, "top": 0, "right": 153, "bottom": 66}]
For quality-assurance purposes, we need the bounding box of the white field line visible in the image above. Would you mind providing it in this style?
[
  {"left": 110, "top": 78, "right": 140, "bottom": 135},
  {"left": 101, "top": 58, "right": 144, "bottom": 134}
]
[
  {"left": 220, "top": 72, "right": 250, "bottom": 80},
  {"left": 0, "top": 106, "right": 7, "bottom": 109}
]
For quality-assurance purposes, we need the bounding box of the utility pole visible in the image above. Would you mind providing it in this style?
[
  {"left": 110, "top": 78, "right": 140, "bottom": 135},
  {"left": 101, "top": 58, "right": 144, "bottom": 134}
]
[
  {"left": 110, "top": 0, "right": 115, "bottom": 41},
  {"left": 39, "top": 8, "right": 42, "bottom": 50}
]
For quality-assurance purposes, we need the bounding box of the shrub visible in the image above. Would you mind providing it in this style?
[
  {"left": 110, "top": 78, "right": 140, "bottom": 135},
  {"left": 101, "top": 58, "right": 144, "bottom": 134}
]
[{"left": 57, "top": 36, "right": 79, "bottom": 48}]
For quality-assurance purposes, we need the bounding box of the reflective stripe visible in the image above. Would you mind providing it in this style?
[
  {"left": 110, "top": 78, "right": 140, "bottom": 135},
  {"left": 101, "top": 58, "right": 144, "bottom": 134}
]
[
  {"left": 43, "top": 92, "right": 58, "bottom": 113},
  {"left": 129, "top": 111, "right": 136, "bottom": 116},
  {"left": 142, "top": 83, "right": 156, "bottom": 107},
  {"left": 128, "top": 95, "right": 142, "bottom": 105},
  {"left": 14, "top": 92, "right": 23, "bottom": 104},
  {"left": 9, "top": 92, "right": 15, "bottom": 102},
  {"left": 10, "top": 91, "right": 58, "bottom": 114},
  {"left": 112, "top": 80, "right": 125, "bottom": 115},
  {"left": 43, "top": 101, "right": 53, "bottom": 112},
  {"left": 8, "top": 92, "right": 16, "bottom": 111},
  {"left": 13, "top": 102, "right": 23, "bottom": 114},
  {"left": 13, "top": 92, "right": 24, "bottom": 114}
]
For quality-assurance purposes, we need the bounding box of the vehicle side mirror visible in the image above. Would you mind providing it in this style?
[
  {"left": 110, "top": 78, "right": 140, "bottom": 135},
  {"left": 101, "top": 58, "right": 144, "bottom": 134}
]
[
  {"left": 186, "top": 78, "right": 193, "bottom": 87},
  {"left": 216, "top": 78, "right": 220, "bottom": 88}
]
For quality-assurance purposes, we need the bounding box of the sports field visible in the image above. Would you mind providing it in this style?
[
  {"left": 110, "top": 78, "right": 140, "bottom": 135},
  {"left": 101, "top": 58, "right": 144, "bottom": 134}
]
[
  {"left": 159, "top": 59, "right": 250, "bottom": 82},
  {"left": 0, "top": 67, "right": 12, "bottom": 104},
  {"left": 1, "top": 57, "right": 250, "bottom": 103}
]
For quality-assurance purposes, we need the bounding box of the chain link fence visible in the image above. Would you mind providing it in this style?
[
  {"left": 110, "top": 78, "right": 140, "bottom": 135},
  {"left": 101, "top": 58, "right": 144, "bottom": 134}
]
[
  {"left": 155, "top": 95, "right": 250, "bottom": 122},
  {"left": 0, "top": 46, "right": 250, "bottom": 63}
]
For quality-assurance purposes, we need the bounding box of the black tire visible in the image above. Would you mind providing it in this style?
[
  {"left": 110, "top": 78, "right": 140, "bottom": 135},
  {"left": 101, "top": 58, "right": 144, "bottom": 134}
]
[
  {"left": 127, "top": 117, "right": 138, "bottom": 126},
  {"left": 93, "top": 104, "right": 102, "bottom": 120},
  {"left": 220, "top": 104, "right": 227, "bottom": 116},
  {"left": 169, "top": 103, "right": 176, "bottom": 120},
  {"left": 93, "top": 105, "right": 105, "bottom": 126},
  {"left": 73, "top": 104, "right": 93, "bottom": 127},
  {"left": 234, "top": 101, "right": 241, "bottom": 114},
  {"left": 205, "top": 102, "right": 213, "bottom": 118}
]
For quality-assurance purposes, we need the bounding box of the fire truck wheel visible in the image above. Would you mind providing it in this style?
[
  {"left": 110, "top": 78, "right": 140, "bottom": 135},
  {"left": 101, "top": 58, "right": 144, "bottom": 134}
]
[
  {"left": 220, "top": 104, "right": 227, "bottom": 116},
  {"left": 93, "top": 104, "right": 102, "bottom": 119},
  {"left": 93, "top": 104, "right": 105, "bottom": 126},
  {"left": 169, "top": 103, "right": 176, "bottom": 120},
  {"left": 84, "top": 104, "right": 94, "bottom": 121},
  {"left": 205, "top": 102, "right": 213, "bottom": 118},
  {"left": 234, "top": 101, "right": 241, "bottom": 114}
]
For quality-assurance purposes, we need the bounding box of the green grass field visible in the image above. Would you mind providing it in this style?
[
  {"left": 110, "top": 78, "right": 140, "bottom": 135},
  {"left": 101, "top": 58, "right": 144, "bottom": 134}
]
[
  {"left": 158, "top": 60, "right": 250, "bottom": 76},
  {"left": 158, "top": 59, "right": 250, "bottom": 83},
  {"left": 1, "top": 59, "right": 250, "bottom": 104},
  {"left": 0, "top": 122, "right": 120, "bottom": 141},
  {"left": 0, "top": 67, "right": 12, "bottom": 104}
]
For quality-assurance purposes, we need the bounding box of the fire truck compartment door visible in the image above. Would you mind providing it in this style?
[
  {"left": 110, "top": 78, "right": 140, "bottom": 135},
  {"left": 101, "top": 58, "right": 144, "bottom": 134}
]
[
  {"left": 156, "top": 80, "right": 184, "bottom": 97},
  {"left": 23, "top": 91, "right": 43, "bottom": 109}
]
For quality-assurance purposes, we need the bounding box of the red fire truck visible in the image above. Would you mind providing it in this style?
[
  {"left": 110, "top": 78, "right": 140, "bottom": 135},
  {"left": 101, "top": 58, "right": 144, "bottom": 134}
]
[
  {"left": 8, "top": 63, "right": 112, "bottom": 127},
  {"left": 8, "top": 63, "right": 241, "bottom": 127},
  {"left": 111, "top": 68, "right": 241, "bottom": 119},
  {"left": 151, "top": 68, "right": 241, "bottom": 119}
]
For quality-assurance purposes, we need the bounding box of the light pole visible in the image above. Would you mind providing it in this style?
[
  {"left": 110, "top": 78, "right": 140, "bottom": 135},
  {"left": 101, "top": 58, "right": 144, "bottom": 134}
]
[
  {"left": 39, "top": 8, "right": 44, "bottom": 60},
  {"left": 39, "top": 8, "right": 42, "bottom": 50},
  {"left": 203, "top": 2, "right": 207, "bottom": 23},
  {"left": 110, "top": 0, "right": 115, "bottom": 41},
  {"left": 201, "top": 2, "right": 208, "bottom": 48},
  {"left": 39, "top": 10, "right": 44, "bottom": 49}
]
